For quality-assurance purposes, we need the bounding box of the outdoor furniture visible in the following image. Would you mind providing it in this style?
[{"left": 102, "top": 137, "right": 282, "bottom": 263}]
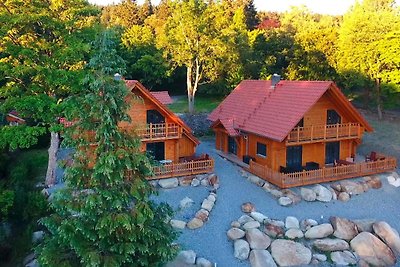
[
  {"left": 305, "top": 161, "right": 319, "bottom": 171},
  {"left": 335, "top": 159, "right": 355, "bottom": 166},
  {"left": 365, "top": 151, "right": 377, "bottom": 162}
]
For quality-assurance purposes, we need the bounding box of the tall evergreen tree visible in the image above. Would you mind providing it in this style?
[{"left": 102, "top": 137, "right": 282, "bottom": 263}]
[{"left": 37, "top": 30, "right": 177, "bottom": 266}]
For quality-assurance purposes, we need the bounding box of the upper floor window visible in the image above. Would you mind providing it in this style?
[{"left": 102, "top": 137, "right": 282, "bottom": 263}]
[
  {"left": 295, "top": 118, "right": 304, "bottom": 128},
  {"left": 327, "top": 110, "right": 341, "bottom": 125},
  {"left": 147, "top": 110, "right": 165, "bottom": 124},
  {"left": 256, "top": 142, "right": 267, "bottom": 157}
]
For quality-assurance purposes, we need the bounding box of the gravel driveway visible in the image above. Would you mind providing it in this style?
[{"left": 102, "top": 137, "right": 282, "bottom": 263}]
[{"left": 158, "top": 140, "right": 400, "bottom": 267}]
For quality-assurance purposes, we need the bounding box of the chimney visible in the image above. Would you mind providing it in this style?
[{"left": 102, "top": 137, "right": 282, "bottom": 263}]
[{"left": 271, "top": 74, "right": 281, "bottom": 89}]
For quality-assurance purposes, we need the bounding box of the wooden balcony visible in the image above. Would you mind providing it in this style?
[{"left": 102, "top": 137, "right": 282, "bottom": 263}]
[
  {"left": 287, "top": 123, "right": 362, "bottom": 145},
  {"left": 249, "top": 156, "right": 397, "bottom": 188},
  {"left": 136, "top": 123, "right": 181, "bottom": 141}
]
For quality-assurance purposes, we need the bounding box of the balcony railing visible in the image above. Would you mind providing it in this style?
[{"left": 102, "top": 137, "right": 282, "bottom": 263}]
[
  {"left": 125, "top": 159, "right": 215, "bottom": 180},
  {"left": 249, "top": 156, "right": 397, "bottom": 188},
  {"left": 287, "top": 123, "right": 361, "bottom": 145},
  {"left": 136, "top": 123, "right": 181, "bottom": 141}
]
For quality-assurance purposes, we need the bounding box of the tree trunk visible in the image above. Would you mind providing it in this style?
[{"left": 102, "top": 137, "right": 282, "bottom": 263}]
[
  {"left": 375, "top": 78, "right": 383, "bottom": 120},
  {"left": 188, "top": 93, "right": 195, "bottom": 114},
  {"left": 187, "top": 64, "right": 195, "bottom": 114},
  {"left": 45, "top": 131, "right": 60, "bottom": 186}
]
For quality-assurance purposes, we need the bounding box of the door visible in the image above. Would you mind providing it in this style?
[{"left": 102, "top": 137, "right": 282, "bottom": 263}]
[
  {"left": 146, "top": 142, "right": 165, "bottom": 161},
  {"left": 146, "top": 109, "right": 165, "bottom": 124},
  {"left": 325, "top": 141, "right": 340, "bottom": 164},
  {"left": 286, "top": 146, "right": 302, "bottom": 171},
  {"left": 327, "top": 109, "right": 341, "bottom": 125},
  {"left": 228, "top": 136, "right": 237, "bottom": 155}
]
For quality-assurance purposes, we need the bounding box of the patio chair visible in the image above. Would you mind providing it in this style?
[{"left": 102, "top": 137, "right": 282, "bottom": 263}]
[{"left": 365, "top": 151, "right": 377, "bottom": 162}]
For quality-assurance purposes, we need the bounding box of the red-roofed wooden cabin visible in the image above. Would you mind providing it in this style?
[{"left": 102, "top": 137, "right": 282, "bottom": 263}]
[{"left": 209, "top": 77, "right": 396, "bottom": 188}]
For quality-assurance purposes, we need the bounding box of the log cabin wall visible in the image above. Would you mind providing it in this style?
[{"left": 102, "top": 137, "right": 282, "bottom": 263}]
[{"left": 178, "top": 135, "right": 196, "bottom": 158}]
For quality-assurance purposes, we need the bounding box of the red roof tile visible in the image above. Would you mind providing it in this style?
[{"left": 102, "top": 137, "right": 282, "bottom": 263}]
[
  {"left": 150, "top": 91, "right": 173, "bottom": 105},
  {"left": 208, "top": 80, "right": 372, "bottom": 142}
]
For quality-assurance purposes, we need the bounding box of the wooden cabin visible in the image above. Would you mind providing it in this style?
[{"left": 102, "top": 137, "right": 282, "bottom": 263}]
[
  {"left": 121, "top": 80, "right": 198, "bottom": 163},
  {"left": 208, "top": 77, "right": 396, "bottom": 188}
]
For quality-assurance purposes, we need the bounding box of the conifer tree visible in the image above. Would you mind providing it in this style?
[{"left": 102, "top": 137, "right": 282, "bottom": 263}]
[{"left": 37, "top": 30, "right": 177, "bottom": 267}]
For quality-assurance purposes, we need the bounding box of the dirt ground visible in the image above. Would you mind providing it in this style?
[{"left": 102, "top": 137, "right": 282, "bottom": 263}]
[{"left": 358, "top": 109, "right": 400, "bottom": 164}]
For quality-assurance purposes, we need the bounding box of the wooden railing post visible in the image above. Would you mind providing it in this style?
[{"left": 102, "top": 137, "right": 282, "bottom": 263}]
[
  {"left": 324, "top": 125, "right": 327, "bottom": 140},
  {"left": 336, "top": 123, "right": 339, "bottom": 139},
  {"left": 149, "top": 123, "right": 153, "bottom": 140},
  {"left": 310, "top": 126, "right": 313, "bottom": 141},
  {"left": 297, "top": 127, "right": 300, "bottom": 142},
  {"left": 165, "top": 123, "right": 168, "bottom": 137}
]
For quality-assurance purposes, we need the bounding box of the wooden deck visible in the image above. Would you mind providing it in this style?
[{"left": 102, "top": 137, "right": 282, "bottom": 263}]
[
  {"left": 147, "top": 159, "right": 215, "bottom": 180},
  {"left": 249, "top": 156, "right": 397, "bottom": 188},
  {"left": 216, "top": 151, "right": 249, "bottom": 169},
  {"left": 136, "top": 123, "right": 181, "bottom": 141},
  {"left": 286, "top": 123, "right": 361, "bottom": 145}
]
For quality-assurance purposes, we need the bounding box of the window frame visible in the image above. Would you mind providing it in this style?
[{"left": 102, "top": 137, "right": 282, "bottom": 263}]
[{"left": 256, "top": 142, "right": 267, "bottom": 158}]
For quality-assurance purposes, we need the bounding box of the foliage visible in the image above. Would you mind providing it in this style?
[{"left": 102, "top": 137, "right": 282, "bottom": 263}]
[{"left": 37, "top": 30, "right": 177, "bottom": 267}]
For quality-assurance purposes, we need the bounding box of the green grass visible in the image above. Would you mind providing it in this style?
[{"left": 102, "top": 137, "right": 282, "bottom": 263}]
[{"left": 168, "top": 95, "right": 223, "bottom": 113}]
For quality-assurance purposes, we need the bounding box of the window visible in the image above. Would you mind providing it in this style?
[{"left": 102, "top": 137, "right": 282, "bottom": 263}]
[
  {"left": 256, "top": 142, "right": 267, "bottom": 157},
  {"left": 327, "top": 109, "right": 341, "bottom": 125}
]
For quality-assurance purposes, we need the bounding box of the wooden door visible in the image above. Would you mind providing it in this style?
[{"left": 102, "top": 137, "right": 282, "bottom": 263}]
[
  {"left": 325, "top": 141, "right": 340, "bottom": 164},
  {"left": 146, "top": 142, "right": 165, "bottom": 161},
  {"left": 286, "top": 146, "right": 302, "bottom": 170},
  {"left": 228, "top": 136, "right": 237, "bottom": 155}
]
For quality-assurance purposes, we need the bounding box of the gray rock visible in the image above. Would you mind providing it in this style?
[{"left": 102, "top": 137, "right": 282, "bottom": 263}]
[
  {"left": 353, "top": 219, "right": 376, "bottom": 233},
  {"left": 305, "top": 224, "right": 334, "bottom": 239},
  {"left": 271, "top": 239, "right": 312, "bottom": 266},
  {"left": 200, "top": 179, "right": 209, "bottom": 187},
  {"left": 388, "top": 173, "right": 400, "bottom": 187},
  {"left": 300, "top": 187, "right": 316, "bottom": 201},
  {"left": 227, "top": 227, "right": 245, "bottom": 240},
  {"left": 176, "top": 250, "right": 196, "bottom": 265},
  {"left": 331, "top": 183, "right": 341, "bottom": 191},
  {"left": 195, "top": 174, "right": 208, "bottom": 181},
  {"left": 338, "top": 192, "right": 350, "bottom": 202},
  {"left": 331, "top": 251, "right": 357, "bottom": 266},
  {"left": 170, "top": 219, "right": 186, "bottom": 229},
  {"left": 196, "top": 257, "right": 212, "bottom": 267},
  {"left": 265, "top": 219, "right": 285, "bottom": 228},
  {"left": 231, "top": 221, "right": 241, "bottom": 228},
  {"left": 241, "top": 202, "right": 255, "bottom": 213},
  {"left": 340, "top": 180, "right": 364, "bottom": 195},
  {"left": 313, "top": 254, "right": 327, "bottom": 262},
  {"left": 149, "top": 180, "right": 159, "bottom": 188},
  {"left": 330, "top": 216, "right": 358, "bottom": 241},
  {"left": 234, "top": 239, "right": 250, "bottom": 260},
  {"left": 373, "top": 221, "right": 400, "bottom": 255},
  {"left": 178, "top": 176, "right": 193, "bottom": 186},
  {"left": 350, "top": 232, "right": 396, "bottom": 266},
  {"left": 190, "top": 178, "right": 200, "bottom": 187},
  {"left": 158, "top": 178, "right": 179, "bottom": 189},
  {"left": 179, "top": 197, "right": 194, "bottom": 209},
  {"left": 195, "top": 209, "right": 209, "bottom": 222},
  {"left": 270, "top": 189, "right": 283, "bottom": 198},
  {"left": 285, "top": 216, "right": 300, "bottom": 229},
  {"left": 300, "top": 219, "right": 318, "bottom": 231},
  {"left": 278, "top": 196, "right": 292, "bottom": 206},
  {"left": 248, "top": 175, "right": 265, "bottom": 187},
  {"left": 328, "top": 187, "right": 338, "bottom": 200},
  {"left": 285, "top": 229, "right": 304, "bottom": 239},
  {"left": 187, "top": 218, "right": 203, "bottom": 229},
  {"left": 282, "top": 189, "right": 302, "bottom": 204},
  {"left": 238, "top": 215, "right": 255, "bottom": 225},
  {"left": 264, "top": 223, "right": 285, "bottom": 238},
  {"left": 32, "top": 231, "right": 44, "bottom": 244},
  {"left": 313, "top": 184, "right": 332, "bottom": 202},
  {"left": 313, "top": 238, "right": 350, "bottom": 251},
  {"left": 243, "top": 221, "right": 261, "bottom": 230},
  {"left": 246, "top": 228, "right": 271, "bottom": 249},
  {"left": 25, "top": 259, "right": 39, "bottom": 267},
  {"left": 206, "top": 194, "right": 216, "bottom": 203},
  {"left": 249, "top": 250, "right": 277, "bottom": 267},
  {"left": 250, "top": 212, "right": 268, "bottom": 223},
  {"left": 201, "top": 199, "right": 214, "bottom": 212}
]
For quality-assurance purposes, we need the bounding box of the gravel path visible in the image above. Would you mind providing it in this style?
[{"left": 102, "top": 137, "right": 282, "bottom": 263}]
[{"left": 157, "top": 140, "right": 400, "bottom": 267}]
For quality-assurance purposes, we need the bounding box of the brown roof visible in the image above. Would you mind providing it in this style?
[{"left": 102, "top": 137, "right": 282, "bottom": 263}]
[
  {"left": 150, "top": 91, "right": 173, "bottom": 105},
  {"left": 208, "top": 80, "right": 372, "bottom": 142},
  {"left": 125, "top": 80, "right": 200, "bottom": 145}
]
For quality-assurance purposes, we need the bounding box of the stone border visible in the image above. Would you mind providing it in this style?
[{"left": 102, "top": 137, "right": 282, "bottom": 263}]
[
  {"left": 149, "top": 173, "right": 220, "bottom": 230},
  {"left": 240, "top": 169, "right": 396, "bottom": 206},
  {"left": 166, "top": 249, "right": 214, "bottom": 267},
  {"left": 228, "top": 204, "right": 400, "bottom": 266}
]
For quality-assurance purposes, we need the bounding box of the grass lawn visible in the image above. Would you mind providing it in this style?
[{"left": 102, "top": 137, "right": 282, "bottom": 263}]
[{"left": 168, "top": 95, "right": 223, "bottom": 113}]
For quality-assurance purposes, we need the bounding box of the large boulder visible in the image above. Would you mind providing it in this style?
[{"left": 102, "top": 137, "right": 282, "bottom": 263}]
[
  {"left": 387, "top": 172, "right": 400, "bottom": 187},
  {"left": 330, "top": 216, "right": 358, "bottom": 241},
  {"left": 201, "top": 199, "right": 214, "bottom": 212},
  {"left": 285, "top": 229, "right": 304, "bottom": 239},
  {"left": 248, "top": 175, "right": 265, "bottom": 187},
  {"left": 170, "top": 219, "right": 186, "bottom": 229},
  {"left": 313, "top": 238, "right": 349, "bottom": 251},
  {"left": 271, "top": 239, "right": 312, "bottom": 266},
  {"left": 353, "top": 219, "right": 376, "bottom": 233},
  {"left": 373, "top": 221, "right": 400, "bottom": 255},
  {"left": 300, "top": 219, "right": 318, "bottom": 231},
  {"left": 340, "top": 180, "right": 364, "bottom": 195},
  {"left": 281, "top": 189, "right": 301, "bottom": 204},
  {"left": 246, "top": 229, "right": 271, "bottom": 250},
  {"left": 338, "top": 192, "right": 350, "bottom": 202},
  {"left": 305, "top": 224, "right": 334, "bottom": 239},
  {"left": 250, "top": 212, "right": 268, "bottom": 223},
  {"left": 278, "top": 196, "right": 292, "bottom": 206},
  {"left": 264, "top": 223, "right": 285, "bottom": 238},
  {"left": 196, "top": 257, "right": 213, "bottom": 267},
  {"left": 366, "top": 176, "right": 382, "bottom": 189},
  {"left": 300, "top": 187, "right": 316, "bottom": 201},
  {"left": 166, "top": 250, "right": 196, "bottom": 266},
  {"left": 234, "top": 239, "right": 250, "bottom": 260},
  {"left": 331, "top": 251, "right": 357, "bottom": 265},
  {"left": 243, "top": 221, "right": 261, "bottom": 230},
  {"left": 249, "top": 250, "right": 277, "bottom": 267},
  {"left": 285, "top": 216, "right": 300, "bottom": 229},
  {"left": 187, "top": 218, "right": 203, "bottom": 229},
  {"left": 195, "top": 209, "right": 209, "bottom": 222},
  {"left": 238, "top": 215, "right": 255, "bottom": 225},
  {"left": 312, "top": 184, "right": 332, "bottom": 202},
  {"left": 158, "top": 178, "right": 179, "bottom": 189},
  {"left": 227, "top": 228, "right": 245, "bottom": 240},
  {"left": 350, "top": 232, "right": 396, "bottom": 266}
]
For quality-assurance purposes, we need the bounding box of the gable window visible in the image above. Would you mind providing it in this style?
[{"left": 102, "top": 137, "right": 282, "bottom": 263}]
[
  {"left": 327, "top": 110, "right": 341, "bottom": 125},
  {"left": 256, "top": 142, "right": 267, "bottom": 157}
]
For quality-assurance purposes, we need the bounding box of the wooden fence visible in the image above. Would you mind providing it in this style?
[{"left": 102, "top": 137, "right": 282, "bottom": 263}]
[
  {"left": 287, "top": 123, "right": 361, "bottom": 145},
  {"left": 249, "top": 157, "right": 397, "bottom": 188},
  {"left": 148, "top": 159, "right": 215, "bottom": 180},
  {"left": 136, "top": 123, "right": 181, "bottom": 141}
]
